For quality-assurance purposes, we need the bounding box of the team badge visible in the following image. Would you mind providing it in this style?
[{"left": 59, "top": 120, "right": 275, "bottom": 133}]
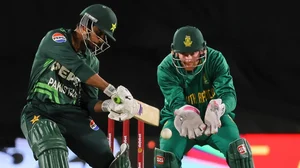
[
  {"left": 30, "top": 115, "right": 40, "bottom": 124},
  {"left": 110, "top": 23, "right": 117, "bottom": 32},
  {"left": 52, "top": 33, "right": 67, "bottom": 43},
  {"left": 183, "top": 35, "right": 192, "bottom": 47},
  {"left": 90, "top": 119, "right": 99, "bottom": 131},
  {"left": 203, "top": 73, "right": 209, "bottom": 84}
]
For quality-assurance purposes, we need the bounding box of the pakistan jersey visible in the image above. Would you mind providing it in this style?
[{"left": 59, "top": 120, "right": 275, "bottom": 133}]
[
  {"left": 26, "top": 28, "right": 99, "bottom": 113},
  {"left": 157, "top": 47, "right": 237, "bottom": 124}
]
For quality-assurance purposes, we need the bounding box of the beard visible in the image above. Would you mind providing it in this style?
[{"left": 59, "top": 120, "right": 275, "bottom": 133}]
[{"left": 86, "top": 40, "right": 98, "bottom": 51}]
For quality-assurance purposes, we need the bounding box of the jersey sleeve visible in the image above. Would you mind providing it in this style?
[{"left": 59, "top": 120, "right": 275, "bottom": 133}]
[
  {"left": 209, "top": 52, "right": 237, "bottom": 113},
  {"left": 80, "top": 57, "right": 100, "bottom": 113},
  {"left": 157, "top": 60, "right": 186, "bottom": 113},
  {"left": 81, "top": 83, "right": 99, "bottom": 113},
  {"left": 40, "top": 31, "right": 96, "bottom": 83}
]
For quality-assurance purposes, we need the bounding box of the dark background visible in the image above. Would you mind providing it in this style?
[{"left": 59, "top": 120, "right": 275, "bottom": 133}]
[{"left": 2, "top": 0, "right": 300, "bottom": 147}]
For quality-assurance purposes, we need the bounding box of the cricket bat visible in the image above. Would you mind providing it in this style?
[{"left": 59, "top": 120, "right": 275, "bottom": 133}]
[
  {"left": 114, "top": 97, "right": 160, "bottom": 126},
  {"left": 134, "top": 100, "right": 160, "bottom": 126}
]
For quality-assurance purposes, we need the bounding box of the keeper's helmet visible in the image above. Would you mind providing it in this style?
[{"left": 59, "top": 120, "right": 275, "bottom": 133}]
[
  {"left": 171, "top": 26, "right": 207, "bottom": 76},
  {"left": 79, "top": 4, "right": 117, "bottom": 55}
]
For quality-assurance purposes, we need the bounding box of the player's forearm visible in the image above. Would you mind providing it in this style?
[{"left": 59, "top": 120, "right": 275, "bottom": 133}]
[
  {"left": 159, "top": 85, "right": 186, "bottom": 114},
  {"left": 93, "top": 100, "right": 104, "bottom": 113},
  {"left": 86, "top": 99, "right": 105, "bottom": 113},
  {"left": 85, "top": 74, "right": 109, "bottom": 91},
  {"left": 158, "top": 70, "right": 186, "bottom": 113},
  {"left": 221, "top": 93, "right": 237, "bottom": 113}
]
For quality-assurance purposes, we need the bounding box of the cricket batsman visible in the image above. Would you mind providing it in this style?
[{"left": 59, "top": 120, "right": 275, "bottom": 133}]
[
  {"left": 20, "top": 4, "right": 140, "bottom": 168},
  {"left": 154, "top": 26, "right": 254, "bottom": 168}
]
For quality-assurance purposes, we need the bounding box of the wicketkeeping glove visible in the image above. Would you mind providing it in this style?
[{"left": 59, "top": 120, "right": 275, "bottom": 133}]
[
  {"left": 174, "top": 105, "right": 206, "bottom": 139},
  {"left": 204, "top": 99, "right": 225, "bottom": 135}
]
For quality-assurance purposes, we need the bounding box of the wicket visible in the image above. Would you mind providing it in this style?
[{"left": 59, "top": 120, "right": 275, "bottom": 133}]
[{"left": 108, "top": 119, "right": 145, "bottom": 168}]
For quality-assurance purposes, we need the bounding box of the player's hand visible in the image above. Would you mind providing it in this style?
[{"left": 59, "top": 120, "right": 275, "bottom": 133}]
[
  {"left": 102, "top": 86, "right": 142, "bottom": 121},
  {"left": 102, "top": 99, "right": 131, "bottom": 121},
  {"left": 174, "top": 105, "right": 206, "bottom": 139},
  {"left": 111, "top": 85, "right": 133, "bottom": 104},
  {"left": 101, "top": 99, "right": 124, "bottom": 113},
  {"left": 107, "top": 111, "right": 135, "bottom": 121},
  {"left": 204, "top": 99, "right": 225, "bottom": 135},
  {"left": 114, "top": 85, "right": 142, "bottom": 115},
  {"left": 102, "top": 99, "right": 142, "bottom": 121}
]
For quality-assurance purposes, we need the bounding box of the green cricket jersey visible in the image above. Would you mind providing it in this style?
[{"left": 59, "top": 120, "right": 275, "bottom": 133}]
[
  {"left": 157, "top": 47, "right": 237, "bottom": 124},
  {"left": 26, "top": 28, "right": 99, "bottom": 112}
]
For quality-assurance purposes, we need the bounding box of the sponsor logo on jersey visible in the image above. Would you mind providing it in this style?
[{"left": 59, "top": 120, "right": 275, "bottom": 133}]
[
  {"left": 90, "top": 119, "right": 99, "bottom": 131},
  {"left": 52, "top": 33, "right": 67, "bottom": 43}
]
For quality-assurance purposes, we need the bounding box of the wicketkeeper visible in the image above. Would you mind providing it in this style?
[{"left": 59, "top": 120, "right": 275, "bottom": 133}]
[{"left": 154, "top": 26, "right": 254, "bottom": 168}]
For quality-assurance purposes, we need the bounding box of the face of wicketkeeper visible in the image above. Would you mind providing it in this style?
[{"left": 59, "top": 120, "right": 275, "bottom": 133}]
[{"left": 177, "top": 50, "right": 206, "bottom": 71}]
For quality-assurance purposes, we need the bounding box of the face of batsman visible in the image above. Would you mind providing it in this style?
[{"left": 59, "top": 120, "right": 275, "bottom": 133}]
[
  {"left": 171, "top": 26, "right": 207, "bottom": 76},
  {"left": 79, "top": 4, "right": 117, "bottom": 56},
  {"left": 81, "top": 24, "right": 110, "bottom": 55}
]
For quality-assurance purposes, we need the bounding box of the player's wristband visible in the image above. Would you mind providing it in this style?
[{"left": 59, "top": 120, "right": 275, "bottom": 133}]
[{"left": 103, "top": 84, "right": 116, "bottom": 97}]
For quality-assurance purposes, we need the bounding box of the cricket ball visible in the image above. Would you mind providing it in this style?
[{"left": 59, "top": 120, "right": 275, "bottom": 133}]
[{"left": 160, "top": 128, "right": 172, "bottom": 139}]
